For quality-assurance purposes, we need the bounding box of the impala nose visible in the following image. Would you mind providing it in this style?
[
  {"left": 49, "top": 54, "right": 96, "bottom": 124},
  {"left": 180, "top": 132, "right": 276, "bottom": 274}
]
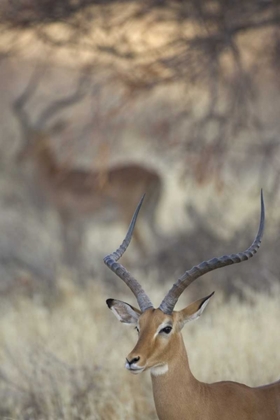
[
  {"left": 126, "top": 356, "right": 140, "bottom": 366},
  {"left": 125, "top": 356, "right": 145, "bottom": 374}
]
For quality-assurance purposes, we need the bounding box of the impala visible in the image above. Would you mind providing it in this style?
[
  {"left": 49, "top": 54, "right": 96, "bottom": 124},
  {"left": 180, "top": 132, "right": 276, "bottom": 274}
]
[
  {"left": 13, "top": 72, "right": 162, "bottom": 265},
  {"left": 104, "top": 192, "right": 280, "bottom": 420}
]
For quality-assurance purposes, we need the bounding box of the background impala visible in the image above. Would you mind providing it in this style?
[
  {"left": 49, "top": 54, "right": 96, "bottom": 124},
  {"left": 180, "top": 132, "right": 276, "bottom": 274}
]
[{"left": 13, "top": 72, "right": 162, "bottom": 273}]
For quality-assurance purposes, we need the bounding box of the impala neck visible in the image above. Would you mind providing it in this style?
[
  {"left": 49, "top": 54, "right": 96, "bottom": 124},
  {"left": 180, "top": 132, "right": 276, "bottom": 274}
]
[
  {"left": 40, "top": 149, "right": 58, "bottom": 176},
  {"left": 151, "top": 332, "right": 207, "bottom": 420}
]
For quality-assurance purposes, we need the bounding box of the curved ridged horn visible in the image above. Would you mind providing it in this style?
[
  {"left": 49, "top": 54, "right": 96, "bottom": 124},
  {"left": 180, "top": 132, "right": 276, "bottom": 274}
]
[
  {"left": 159, "top": 190, "right": 265, "bottom": 315},
  {"left": 103, "top": 195, "right": 153, "bottom": 312}
]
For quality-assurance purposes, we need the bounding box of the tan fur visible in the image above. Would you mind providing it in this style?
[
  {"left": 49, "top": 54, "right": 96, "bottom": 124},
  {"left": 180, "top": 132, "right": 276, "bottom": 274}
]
[{"left": 109, "top": 299, "right": 280, "bottom": 420}]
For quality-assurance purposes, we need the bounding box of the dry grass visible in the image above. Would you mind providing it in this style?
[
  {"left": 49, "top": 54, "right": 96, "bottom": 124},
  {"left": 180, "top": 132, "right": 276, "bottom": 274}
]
[{"left": 0, "top": 278, "right": 279, "bottom": 419}]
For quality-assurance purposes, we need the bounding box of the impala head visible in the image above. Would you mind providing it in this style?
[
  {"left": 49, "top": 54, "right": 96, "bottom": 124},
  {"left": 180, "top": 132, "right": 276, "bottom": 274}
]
[
  {"left": 16, "top": 122, "right": 67, "bottom": 163},
  {"left": 104, "top": 192, "right": 265, "bottom": 375},
  {"left": 13, "top": 67, "right": 87, "bottom": 164},
  {"left": 107, "top": 293, "right": 213, "bottom": 374}
]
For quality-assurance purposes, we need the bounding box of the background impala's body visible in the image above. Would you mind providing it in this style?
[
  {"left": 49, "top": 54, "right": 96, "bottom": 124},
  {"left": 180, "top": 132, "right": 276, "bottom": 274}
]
[{"left": 105, "top": 193, "right": 280, "bottom": 420}]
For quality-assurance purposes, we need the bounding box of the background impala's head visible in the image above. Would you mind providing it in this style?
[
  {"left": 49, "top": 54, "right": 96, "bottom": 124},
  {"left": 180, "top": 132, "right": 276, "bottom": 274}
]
[{"left": 104, "top": 192, "right": 265, "bottom": 374}]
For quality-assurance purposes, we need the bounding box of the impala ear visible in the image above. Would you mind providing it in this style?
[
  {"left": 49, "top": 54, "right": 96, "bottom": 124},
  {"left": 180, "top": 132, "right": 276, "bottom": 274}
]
[
  {"left": 176, "top": 292, "right": 214, "bottom": 331},
  {"left": 106, "top": 299, "right": 141, "bottom": 325}
]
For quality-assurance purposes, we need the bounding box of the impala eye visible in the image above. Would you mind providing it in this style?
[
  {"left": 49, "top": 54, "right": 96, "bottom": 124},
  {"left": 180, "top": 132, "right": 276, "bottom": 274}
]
[
  {"left": 160, "top": 326, "right": 172, "bottom": 334},
  {"left": 135, "top": 326, "right": 139, "bottom": 333}
]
